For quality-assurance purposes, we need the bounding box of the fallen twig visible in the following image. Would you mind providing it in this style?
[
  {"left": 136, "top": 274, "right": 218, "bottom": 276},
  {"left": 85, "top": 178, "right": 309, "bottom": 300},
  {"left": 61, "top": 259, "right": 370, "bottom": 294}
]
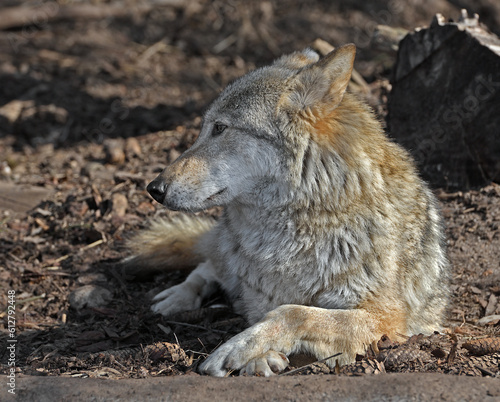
[
  {"left": 279, "top": 352, "right": 342, "bottom": 376},
  {"left": 43, "top": 238, "right": 105, "bottom": 268},
  {"left": 17, "top": 293, "right": 46, "bottom": 305},
  {"left": 164, "top": 320, "right": 229, "bottom": 334},
  {"left": 474, "top": 365, "right": 496, "bottom": 377}
]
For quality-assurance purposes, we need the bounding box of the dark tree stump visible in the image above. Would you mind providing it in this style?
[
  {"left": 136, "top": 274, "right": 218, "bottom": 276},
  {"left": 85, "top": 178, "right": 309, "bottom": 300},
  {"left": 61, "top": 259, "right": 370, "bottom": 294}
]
[{"left": 387, "top": 11, "right": 500, "bottom": 190}]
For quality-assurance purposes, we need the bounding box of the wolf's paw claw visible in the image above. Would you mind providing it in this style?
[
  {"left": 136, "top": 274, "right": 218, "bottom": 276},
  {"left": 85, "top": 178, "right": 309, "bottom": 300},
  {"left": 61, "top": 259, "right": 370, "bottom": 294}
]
[
  {"left": 239, "top": 350, "right": 289, "bottom": 376},
  {"left": 199, "top": 322, "right": 288, "bottom": 377}
]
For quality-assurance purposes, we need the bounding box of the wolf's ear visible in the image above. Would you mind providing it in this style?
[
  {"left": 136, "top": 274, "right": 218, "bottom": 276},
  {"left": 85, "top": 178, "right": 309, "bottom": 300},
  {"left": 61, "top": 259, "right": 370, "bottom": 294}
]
[
  {"left": 286, "top": 44, "right": 356, "bottom": 112},
  {"left": 273, "top": 48, "right": 320, "bottom": 70}
]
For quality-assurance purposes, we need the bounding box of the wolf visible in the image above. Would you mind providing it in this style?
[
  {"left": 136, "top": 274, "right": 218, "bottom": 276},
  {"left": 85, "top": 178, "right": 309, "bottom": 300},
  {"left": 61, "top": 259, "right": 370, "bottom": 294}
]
[{"left": 125, "top": 44, "right": 450, "bottom": 377}]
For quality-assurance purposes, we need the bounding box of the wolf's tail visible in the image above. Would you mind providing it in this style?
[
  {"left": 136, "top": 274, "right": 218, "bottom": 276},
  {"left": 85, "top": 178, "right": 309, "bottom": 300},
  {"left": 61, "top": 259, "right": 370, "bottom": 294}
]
[{"left": 121, "top": 215, "right": 215, "bottom": 279}]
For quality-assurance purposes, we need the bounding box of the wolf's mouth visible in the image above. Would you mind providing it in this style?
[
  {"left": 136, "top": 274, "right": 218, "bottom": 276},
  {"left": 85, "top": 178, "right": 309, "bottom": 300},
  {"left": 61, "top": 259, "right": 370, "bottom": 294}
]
[{"left": 206, "top": 188, "right": 227, "bottom": 202}]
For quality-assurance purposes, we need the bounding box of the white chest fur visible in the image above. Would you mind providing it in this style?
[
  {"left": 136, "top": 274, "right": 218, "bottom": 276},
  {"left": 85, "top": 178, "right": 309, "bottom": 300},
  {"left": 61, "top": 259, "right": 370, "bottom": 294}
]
[{"left": 209, "top": 203, "right": 374, "bottom": 324}]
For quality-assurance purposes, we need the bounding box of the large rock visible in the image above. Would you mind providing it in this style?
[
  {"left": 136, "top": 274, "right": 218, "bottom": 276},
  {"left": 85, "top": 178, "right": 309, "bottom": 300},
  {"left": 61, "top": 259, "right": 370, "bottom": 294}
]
[{"left": 387, "top": 11, "right": 500, "bottom": 190}]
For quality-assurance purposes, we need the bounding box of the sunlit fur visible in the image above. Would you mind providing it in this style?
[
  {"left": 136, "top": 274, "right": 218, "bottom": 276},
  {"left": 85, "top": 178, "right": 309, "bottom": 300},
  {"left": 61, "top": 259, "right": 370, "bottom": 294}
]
[{"left": 127, "top": 44, "right": 450, "bottom": 376}]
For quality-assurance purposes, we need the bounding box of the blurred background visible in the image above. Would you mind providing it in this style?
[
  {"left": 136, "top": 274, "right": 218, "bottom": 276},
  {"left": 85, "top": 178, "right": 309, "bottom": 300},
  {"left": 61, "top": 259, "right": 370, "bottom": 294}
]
[{"left": 1, "top": 0, "right": 499, "bottom": 149}]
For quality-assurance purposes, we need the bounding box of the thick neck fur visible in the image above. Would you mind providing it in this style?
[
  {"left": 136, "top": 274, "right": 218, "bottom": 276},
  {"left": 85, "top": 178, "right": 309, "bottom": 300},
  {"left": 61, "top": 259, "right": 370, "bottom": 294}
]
[
  {"left": 216, "top": 91, "right": 432, "bottom": 323},
  {"left": 224, "top": 92, "right": 402, "bottom": 266},
  {"left": 291, "top": 93, "right": 392, "bottom": 210},
  {"left": 226, "top": 91, "right": 425, "bottom": 286},
  {"left": 232, "top": 92, "right": 413, "bottom": 224}
]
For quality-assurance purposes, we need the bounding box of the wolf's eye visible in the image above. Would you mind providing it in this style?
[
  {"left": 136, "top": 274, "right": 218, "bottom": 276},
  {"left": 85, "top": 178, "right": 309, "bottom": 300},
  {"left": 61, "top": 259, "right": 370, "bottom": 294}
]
[{"left": 212, "top": 123, "right": 227, "bottom": 136}]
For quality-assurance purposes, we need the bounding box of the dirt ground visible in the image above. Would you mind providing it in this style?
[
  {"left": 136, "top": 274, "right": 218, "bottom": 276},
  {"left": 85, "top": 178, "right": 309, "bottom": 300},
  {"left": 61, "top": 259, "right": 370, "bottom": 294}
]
[{"left": 1, "top": 0, "right": 500, "bottom": 400}]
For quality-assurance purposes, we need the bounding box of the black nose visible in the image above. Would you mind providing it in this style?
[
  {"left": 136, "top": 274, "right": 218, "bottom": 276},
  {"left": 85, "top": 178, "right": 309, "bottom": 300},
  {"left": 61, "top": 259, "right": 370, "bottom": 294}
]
[{"left": 147, "top": 179, "right": 167, "bottom": 204}]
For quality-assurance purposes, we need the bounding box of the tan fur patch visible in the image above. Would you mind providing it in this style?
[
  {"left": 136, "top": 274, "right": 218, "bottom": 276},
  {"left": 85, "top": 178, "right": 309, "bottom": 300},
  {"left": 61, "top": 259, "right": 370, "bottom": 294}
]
[
  {"left": 162, "top": 155, "right": 208, "bottom": 186},
  {"left": 314, "top": 95, "right": 374, "bottom": 145},
  {"left": 357, "top": 297, "right": 408, "bottom": 342}
]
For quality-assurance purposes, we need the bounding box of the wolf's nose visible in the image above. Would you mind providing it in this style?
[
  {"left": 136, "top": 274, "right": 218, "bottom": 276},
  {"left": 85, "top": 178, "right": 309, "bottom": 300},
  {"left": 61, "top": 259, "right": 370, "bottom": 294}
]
[{"left": 147, "top": 179, "right": 166, "bottom": 204}]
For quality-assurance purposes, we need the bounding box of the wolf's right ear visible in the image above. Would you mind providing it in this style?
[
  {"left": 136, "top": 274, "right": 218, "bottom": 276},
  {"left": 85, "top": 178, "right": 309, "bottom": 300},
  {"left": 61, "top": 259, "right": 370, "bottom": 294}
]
[
  {"left": 284, "top": 44, "right": 356, "bottom": 113},
  {"left": 273, "top": 48, "right": 320, "bottom": 70}
]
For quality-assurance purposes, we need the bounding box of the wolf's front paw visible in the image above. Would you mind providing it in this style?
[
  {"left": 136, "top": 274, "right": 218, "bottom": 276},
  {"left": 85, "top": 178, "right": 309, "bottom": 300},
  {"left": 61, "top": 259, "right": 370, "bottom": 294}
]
[
  {"left": 199, "top": 324, "right": 288, "bottom": 377},
  {"left": 240, "top": 350, "right": 289, "bottom": 376},
  {"left": 151, "top": 282, "right": 202, "bottom": 317}
]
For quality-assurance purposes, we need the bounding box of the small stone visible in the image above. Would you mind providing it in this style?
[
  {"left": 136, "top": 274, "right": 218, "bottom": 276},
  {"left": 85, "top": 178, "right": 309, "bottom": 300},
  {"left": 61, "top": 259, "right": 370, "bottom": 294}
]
[
  {"left": 81, "top": 162, "right": 114, "bottom": 181},
  {"left": 68, "top": 285, "right": 112, "bottom": 310},
  {"left": 104, "top": 139, "right": 125, "bottom": 165},
  {"left": 0, "top": 99, "right": 34, "bottom": 123},
  {"left": 477, "top": 315, "right": 500, "bottom": 326},
  {"left": 82, "top": 161, "right": 103, "bottom": 177}
]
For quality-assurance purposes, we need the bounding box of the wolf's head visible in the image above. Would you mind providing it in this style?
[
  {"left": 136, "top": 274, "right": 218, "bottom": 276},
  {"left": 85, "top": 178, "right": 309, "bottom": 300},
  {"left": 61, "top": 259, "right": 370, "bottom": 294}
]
[{"left": 148, "top": 44, "right": 356, "bottom": 211}]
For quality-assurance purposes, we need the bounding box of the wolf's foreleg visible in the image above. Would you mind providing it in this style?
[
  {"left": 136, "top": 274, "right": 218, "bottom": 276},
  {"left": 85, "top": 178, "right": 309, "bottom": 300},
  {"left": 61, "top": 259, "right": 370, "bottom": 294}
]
[
  {"left": 199, "top": 304, "right": 380, "bottom": 377},
  {"left": 151, "top": 260, "right": 218, "bottom": 316}
]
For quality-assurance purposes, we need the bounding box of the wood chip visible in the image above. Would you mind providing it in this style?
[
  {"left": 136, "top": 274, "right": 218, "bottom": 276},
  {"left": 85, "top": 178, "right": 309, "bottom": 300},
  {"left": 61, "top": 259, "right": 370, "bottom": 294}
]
[
  {"left": 485, "top": 294, "right": 498, "bottom": 317},
  {"left": 111, "top": 193, "right": 128, "bottom": 217},
  {"left": 125, "top": 137, "right": 142, "bottom": 157},
  {"left": 477, "top": 315, "right": 500, "bottom": 326}
]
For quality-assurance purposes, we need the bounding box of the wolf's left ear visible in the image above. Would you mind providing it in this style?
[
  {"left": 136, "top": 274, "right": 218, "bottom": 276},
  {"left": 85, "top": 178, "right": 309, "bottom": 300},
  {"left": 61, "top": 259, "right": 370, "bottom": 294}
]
[{"left": 286, "top": 44, "right": 356, "bottom": 113}]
